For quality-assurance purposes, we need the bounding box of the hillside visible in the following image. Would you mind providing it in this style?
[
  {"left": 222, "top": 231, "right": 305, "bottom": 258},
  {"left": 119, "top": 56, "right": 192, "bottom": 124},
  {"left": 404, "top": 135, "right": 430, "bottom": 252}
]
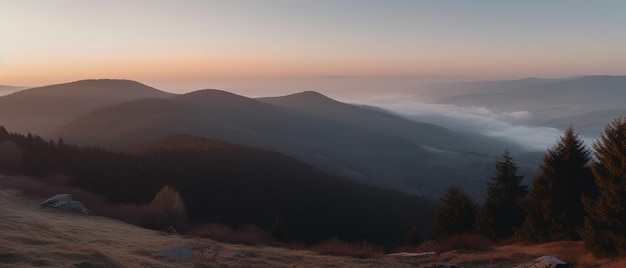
[
  {"left": 0, "top": 79, "right": 173, "bottom": 134},
  {"left": 258, "top": 91, "right": 475, "bottom": 153},
  {"left": 0, "top": 130, "right": 435, "bottom": 248},
  {"left": 51, "top": 88, "right": 510, "bottom": 198},
  {"left": 1, "top": 187, "right": 624, "bottom": 267},
  {"left": 0, "top": 85, "right": 25, "bottom": 97}
]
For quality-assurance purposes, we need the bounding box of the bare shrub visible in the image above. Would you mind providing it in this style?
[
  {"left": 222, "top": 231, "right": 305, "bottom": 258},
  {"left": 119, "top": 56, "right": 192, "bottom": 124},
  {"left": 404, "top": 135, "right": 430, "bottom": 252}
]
[
  {"left": 417, "top": 233, "right": 493, "bottom": 253},
  {"left": 151, "top": 185, "right": 187, "bottom": 219},
  {"left": 310, "top": 237, "right": 384, "bottom": 259}
]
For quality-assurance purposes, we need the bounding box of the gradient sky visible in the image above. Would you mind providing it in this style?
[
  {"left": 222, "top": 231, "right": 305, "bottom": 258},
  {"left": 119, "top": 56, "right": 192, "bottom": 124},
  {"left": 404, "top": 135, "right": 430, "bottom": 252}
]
[{"left": 1, "top": 0, "right": 625, "bottom": 94}]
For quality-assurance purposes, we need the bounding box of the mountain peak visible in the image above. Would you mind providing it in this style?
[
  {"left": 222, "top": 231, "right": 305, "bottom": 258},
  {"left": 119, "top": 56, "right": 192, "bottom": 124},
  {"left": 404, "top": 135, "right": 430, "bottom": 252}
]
[
  {"left": 257, "top": 91, "right": 340, "bottom": 108},
  {"left": 173, "top": 89, "right": 255, "bottom": 104},
  {"left": 285, "top": 91, "right": 333, "bottom": 100},
  {"left": 12, "top": 79, "right": 172, "bottom": 99}
]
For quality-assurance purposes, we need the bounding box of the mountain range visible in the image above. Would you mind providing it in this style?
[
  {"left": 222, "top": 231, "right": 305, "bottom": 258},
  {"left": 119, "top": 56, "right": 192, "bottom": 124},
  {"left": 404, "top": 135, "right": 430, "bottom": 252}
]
[
  {"left": 0, "top": 79, "right": 172, "bottom": 135},
  {"left": 432, "top": 75, "right": 626, "bottom": 136},
  {"left": 9, "top": 76, "right": 624, "bottom": 198},
  {"left": 0, "top": 79, "right": 516, "bottom": 198}
]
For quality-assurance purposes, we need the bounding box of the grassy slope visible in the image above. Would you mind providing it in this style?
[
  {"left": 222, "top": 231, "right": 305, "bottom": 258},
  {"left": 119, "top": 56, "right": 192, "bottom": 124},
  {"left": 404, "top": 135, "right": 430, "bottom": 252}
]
[
  {"left": 2, "top": 186, "right": 625, "bottom": 267},
  {"left": 0, "top": 186, "right": 418, "bottom": 267}
]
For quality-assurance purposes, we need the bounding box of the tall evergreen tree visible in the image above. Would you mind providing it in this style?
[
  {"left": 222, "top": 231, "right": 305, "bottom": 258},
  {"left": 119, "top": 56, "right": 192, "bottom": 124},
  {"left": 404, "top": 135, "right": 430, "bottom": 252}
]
[
  {"left": 581, "top": 118, "right": 626, "bottom": 257},
  {"left": 518, "top": 127, "right": 594, "bottom": 242},
  {"left": 430, "top": 186, "right": 478, "bottom": 239},
  {"left": 476, "top": 149, "right": 527, "bottom": 241}
]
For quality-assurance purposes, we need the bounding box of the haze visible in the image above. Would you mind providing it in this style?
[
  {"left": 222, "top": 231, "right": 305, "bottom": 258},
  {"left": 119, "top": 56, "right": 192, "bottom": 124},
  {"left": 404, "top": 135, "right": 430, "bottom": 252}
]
[
  {"left": 2, "top": 1, "right": 626, "bottom": 153},
  {"left": 2, "top": 0, "right": 626, "bottom": 96}
]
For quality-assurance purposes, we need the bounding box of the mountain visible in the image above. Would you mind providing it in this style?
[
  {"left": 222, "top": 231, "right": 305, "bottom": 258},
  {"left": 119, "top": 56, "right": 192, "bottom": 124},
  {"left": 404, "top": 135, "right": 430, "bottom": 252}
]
[
  {"left": 0, "top": 131, "right": 436, "bottom": 248},
  {"left": 0, "top": 85, "right": 26, "bottom": 97},
  {"left": 436, "top": 75, "right": 626, "bottom": 121},
  {"left": 428, "top": 75, "right": 626, "bottom": 142},
  {"left": 541, "top": 109, "right": 626, "bottom": 137},
  {"left": 258, "top": 91, "right": 474, "bottom": 152},
  {"left": 52, "top": 89, "right": 510, "bottom": 198},
  {"left": 0, "top": 79, "right": 173, "bottom": 134}
]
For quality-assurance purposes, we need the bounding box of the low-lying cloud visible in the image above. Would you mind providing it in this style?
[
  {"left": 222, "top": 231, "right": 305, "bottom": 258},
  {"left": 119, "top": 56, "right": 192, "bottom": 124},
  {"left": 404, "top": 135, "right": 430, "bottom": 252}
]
[{"left": 352, "top": 95, "right": 575, "bottom": 152}]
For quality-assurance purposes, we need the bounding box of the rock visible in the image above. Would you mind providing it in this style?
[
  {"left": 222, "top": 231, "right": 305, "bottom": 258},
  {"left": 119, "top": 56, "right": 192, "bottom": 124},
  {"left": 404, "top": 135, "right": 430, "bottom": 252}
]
[
  {"left": 166, "top": 225, "right": 178, "bottom": 234},
  {"left": 514, "top": 255, "right": 569, "bottom": 268},
  {"left": 41, "top": 194, "right": 92, "bottom": 215},
  {"left": 155, "top": 245, "right": 193, "bottom": 260}
]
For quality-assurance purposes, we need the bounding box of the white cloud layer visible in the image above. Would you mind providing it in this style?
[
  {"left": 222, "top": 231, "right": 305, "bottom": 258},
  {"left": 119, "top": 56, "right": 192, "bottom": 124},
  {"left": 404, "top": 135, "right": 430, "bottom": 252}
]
[{"left": 352, "top": 95, "right": 569, "bottom": 152}]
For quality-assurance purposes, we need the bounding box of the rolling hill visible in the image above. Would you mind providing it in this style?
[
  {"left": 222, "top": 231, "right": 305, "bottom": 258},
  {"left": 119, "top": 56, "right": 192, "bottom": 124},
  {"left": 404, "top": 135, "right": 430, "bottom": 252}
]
[
  {"left": 0, "top": 130, "right": 436, "bottom": 248},
  {"left": 0, "top": 85, "right": 25, "bottom": 97},
  {"left": 50, "top": 86, "right": 514, "bottom": 198},
  {"left": 257, "top": 91, "right": 475, "bottom": 152},
  {"left": 0, "top": 79, "right": 173, "bottom": 134}
]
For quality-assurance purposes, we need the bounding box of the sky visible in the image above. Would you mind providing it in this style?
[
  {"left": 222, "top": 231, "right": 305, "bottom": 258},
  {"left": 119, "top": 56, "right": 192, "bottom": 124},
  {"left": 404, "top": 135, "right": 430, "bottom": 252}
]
[{"left": 1, "top": 0, "right": 626, "bottom": 95}]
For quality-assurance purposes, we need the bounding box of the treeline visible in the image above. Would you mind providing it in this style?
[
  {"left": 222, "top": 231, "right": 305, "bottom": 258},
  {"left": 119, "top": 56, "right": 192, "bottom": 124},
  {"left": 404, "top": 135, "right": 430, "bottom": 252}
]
[
  {"left": 0, "top": 127, "right": 435, "bottom": 249},
  {"left": 430, "top": 118, "right": 626, "bottom": 257}
]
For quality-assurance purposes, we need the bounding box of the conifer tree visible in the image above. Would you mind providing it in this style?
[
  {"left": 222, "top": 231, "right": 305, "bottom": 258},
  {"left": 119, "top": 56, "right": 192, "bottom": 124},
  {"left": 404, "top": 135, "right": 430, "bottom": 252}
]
[
  {"left": 476, "top": 149, "right": 527, "bottom": 241},
  {"left": 581, "top": 118, "right": 626, "bottom": 256},
  {"left": 518, "top": 127, "right": 594, "bottom": 242},
  {"left": 430, "top": 186, "right": 478, "bottom": 239}
]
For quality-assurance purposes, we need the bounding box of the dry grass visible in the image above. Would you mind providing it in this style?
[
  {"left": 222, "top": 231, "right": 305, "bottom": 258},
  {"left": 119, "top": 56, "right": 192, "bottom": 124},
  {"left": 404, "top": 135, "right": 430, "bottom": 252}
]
[
  {"left": 420, "top": 233, "right": 494, "bottom": 253},
  {"left": 0, "top": 184, "right": 419, "bottom": 267},
  {"left": 3, "top": 179, "right": 626, "bottom": 267},
  {"left": 187, "top": 223, "right": 269, "bottom": 245},
  {"left": 309, "top": 238, "right": 384, "bottom": 259}
]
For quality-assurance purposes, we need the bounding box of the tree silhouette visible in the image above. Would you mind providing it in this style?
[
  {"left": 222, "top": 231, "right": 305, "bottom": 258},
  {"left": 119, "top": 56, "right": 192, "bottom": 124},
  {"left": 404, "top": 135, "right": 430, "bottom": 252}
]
[
  {"left": 581, "top": 118, "right": 626, "bottom": 256},
  {"left": 476, "top": 149, "right": 527, "bottom": 241},
  {"left": 518, "top": 126, "right": 594, "bottom": 242},
  {"left": 430, "top": 186, "right": 478, "bottom": 239}
]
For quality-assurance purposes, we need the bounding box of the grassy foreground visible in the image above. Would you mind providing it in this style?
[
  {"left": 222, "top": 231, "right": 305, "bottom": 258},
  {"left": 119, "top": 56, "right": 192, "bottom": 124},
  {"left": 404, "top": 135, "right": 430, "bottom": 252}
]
[{"left": 1, "top": 186, "right": 625, "bottom": 267}]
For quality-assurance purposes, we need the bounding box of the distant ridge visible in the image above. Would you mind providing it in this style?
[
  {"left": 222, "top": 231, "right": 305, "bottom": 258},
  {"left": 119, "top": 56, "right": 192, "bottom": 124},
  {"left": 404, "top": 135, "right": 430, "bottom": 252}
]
[
  {"left": 436, "top": 75, "right": 626, "bottom": 117},
  {"left": 0, "top": 85, "right": 26, "bottom": 97},
  {"left": 259, "top": 91, "right": 474, "bottom": 153},
  {"left": 51, "top": 87, "right": 513, "bottom": 197},
  {"left": 14, "top": 79, "right": 172, "bottom": 98},
  {"left": 258, "top": 91, "right": 341, "bottom": 107},
  {"left": 0, "top": 79, "right": 174, "bottom": 134}
]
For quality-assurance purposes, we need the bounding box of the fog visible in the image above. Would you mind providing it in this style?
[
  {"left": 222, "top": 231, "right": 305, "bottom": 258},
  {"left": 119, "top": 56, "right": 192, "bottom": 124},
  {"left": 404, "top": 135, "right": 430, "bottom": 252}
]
[{"left": 349, "top": 93, "right": 593, "bottom": 152}]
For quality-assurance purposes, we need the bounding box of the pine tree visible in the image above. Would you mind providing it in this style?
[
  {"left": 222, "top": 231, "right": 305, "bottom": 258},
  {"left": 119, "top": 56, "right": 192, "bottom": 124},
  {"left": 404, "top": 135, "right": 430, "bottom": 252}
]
[
  {"left": 476, "top": 149, "right": 527, "bottom": 241},
  {"left": 430, "top": 186, "right": 478, "bottom": 239},
  {"left": 581, "top": 118, "right": 626, "bottom": 257},
  {"left": 518, "top": 127, "right": 594, "bottom": 242}
]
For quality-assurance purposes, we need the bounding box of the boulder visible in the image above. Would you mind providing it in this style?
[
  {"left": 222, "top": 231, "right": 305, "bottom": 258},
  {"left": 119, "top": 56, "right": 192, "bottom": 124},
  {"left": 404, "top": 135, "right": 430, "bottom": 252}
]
[
  {"left": 514, "top": 255, "right": 569, "bottom": 268},
  {"left": 41, "top": 194, "right": 92, "bottom": 215},
  {"left": 155, "top": 245, "right": 193, "bottom": 260}
]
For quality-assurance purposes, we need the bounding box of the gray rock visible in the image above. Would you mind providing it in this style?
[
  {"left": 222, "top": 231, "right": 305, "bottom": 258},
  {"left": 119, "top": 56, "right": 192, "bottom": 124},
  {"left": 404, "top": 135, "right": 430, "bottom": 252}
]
[
  {"left": 155, "top": 245, "right": 193, "bottom": 260},
  {"left": 41, "top": 194, "right": 92, "bottom": 215},
  {"left": 514, "top": 255, "right": 569, "bottom": 268}
]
